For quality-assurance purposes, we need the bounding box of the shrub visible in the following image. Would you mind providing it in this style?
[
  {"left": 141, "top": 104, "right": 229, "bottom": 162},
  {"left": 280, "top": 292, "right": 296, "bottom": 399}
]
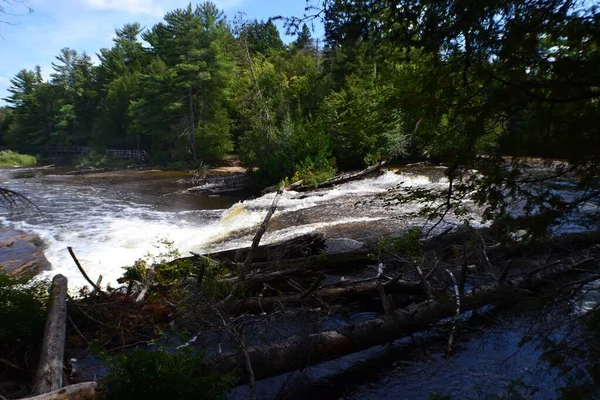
[
  {"left": 0, "top": 150, "right": 37, "bottom": 167},
  {"left": 101, "top": 348, "right": 235, "bottom": 400},
  {"left": 295, "top": 154, "right": 336, "bottom": 188},
  {"left": 0, "top": 272, "right": 48, "bottom": 351},
  {"left": 76, "top": 150, "right": 132, "bottom": 169}
]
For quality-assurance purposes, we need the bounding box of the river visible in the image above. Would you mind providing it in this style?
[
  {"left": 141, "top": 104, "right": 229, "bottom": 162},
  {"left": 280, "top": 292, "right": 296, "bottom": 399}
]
[
  {"left": 0, "top": 166, "right": 462, "bottom": 288},
  {"left": 0, "top": 166, "right": 587, "bottom": 399}
]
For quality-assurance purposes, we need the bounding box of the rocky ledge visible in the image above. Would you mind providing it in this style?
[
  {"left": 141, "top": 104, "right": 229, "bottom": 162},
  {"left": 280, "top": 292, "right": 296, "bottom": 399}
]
[{"left": 0, "top": 229, "right": 51, "bottom": 278}]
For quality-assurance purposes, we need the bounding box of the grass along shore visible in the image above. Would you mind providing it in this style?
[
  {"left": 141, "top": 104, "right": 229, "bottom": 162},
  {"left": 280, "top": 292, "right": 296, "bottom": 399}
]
[{"left": 0, "top": 150, "right": 37, "bottom": 167}]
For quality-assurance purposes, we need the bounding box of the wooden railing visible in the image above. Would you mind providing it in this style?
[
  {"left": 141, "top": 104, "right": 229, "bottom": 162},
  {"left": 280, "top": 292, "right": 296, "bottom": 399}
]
[{"left": 38, "top": 146, "right": 149, "bottom": 161}]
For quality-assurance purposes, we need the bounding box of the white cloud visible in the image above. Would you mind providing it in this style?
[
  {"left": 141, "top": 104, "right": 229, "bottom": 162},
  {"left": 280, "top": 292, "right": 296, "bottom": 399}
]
[
  {"left": 0, "top": 76, "right": 10, "bottom": 90},
  {"left": 211, "top": 0, "right": 246, "bottom": 10},
  {"left": 84, "top": 0, "right": 163, "bottom": 16}
]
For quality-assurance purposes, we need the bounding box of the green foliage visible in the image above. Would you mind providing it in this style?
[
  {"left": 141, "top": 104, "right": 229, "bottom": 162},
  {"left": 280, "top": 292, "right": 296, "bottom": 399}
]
[
  {"left": 0, "top": 150, "right": 37, "bottom": 167},
  {"left": 321, "top": 68, "right": 406, "bottom": 169},
  {"left": 0, "top": 272, "right": 48, "bottom": 348},
  {"left": 120, "top": 238, "right": 232, "bottom": 301},
  {"left": 377, "top": 228, "right": 423, "bottom": 260},
  {"left": 240, "top": 19, "right": 284, "bottom": 56},
  {"left": 76, "top": 150, "right": 134, "bottom": 169},
  {"left": 295, "top": 153, "right": 336, "bottom": 188},
  {"left": 101, "top": 347, "right": 235, "bottom": 400},
  {"left": 121, "top": 238, "right": 194, "bottom": 287},
  {"left": 3, "top": 0, "right": 599, "bottom": 238}
]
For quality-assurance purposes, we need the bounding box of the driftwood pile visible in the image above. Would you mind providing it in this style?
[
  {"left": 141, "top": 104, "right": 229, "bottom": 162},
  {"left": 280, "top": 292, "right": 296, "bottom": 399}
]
[
  {"left": 14, "top": 183, "right": 600, "bottom": 399},
  {"left": 173, "top": 191, "right": 600, "bottom": 393}
]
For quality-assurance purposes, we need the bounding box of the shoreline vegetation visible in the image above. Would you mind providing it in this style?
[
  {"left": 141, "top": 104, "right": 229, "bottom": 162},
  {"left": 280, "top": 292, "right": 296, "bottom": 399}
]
[{"left": 0, "top": 151, "right": 37, "bottom": 168}]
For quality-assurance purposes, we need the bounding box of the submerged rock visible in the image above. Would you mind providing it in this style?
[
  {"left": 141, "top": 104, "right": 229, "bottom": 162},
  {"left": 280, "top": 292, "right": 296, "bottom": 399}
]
[{"left": 0, "top": 229, "right": 50, "bottom": 278}]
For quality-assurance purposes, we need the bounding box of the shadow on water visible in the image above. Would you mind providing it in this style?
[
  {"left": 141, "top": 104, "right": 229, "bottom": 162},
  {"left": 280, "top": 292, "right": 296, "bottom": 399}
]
[{"left": 230, "top": 305, "right": 569, "bottom": 400}]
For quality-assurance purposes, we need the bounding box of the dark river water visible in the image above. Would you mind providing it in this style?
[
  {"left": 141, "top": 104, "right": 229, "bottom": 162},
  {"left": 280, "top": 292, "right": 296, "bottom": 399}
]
[{"left": 0, "top": 166, "right": 585, "bottom": 399}]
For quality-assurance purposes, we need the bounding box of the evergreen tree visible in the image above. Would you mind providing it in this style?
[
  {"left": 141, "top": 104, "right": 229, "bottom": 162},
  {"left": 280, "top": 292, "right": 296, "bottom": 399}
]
[
  {"left": 134, "top": 1, "right": 235, "bottom": 163},
  {"left": 294, "top": 23, "right": 313, "bottom": 50},
  {"left": 242, "top": 19, "right": 284, "bottom": 55},
  {"left": 94, "top": 23, "right": 147, "bottom": 149},
  {"left": 50, "top": 48, "right": 97, "bottom": 145}
]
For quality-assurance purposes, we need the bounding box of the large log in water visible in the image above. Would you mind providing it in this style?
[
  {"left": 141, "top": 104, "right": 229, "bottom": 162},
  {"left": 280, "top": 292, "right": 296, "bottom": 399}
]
[
  {"left": 33, "top": 275, "right": 68, "bottom": 395},
  {"left": 288, "top": 161, "right": 389, "bottom": 192},
  {"left": 205, "top": 257, "right": 597, "bottom": 381},
  {"left": 209, "top": 233, "right": 326, "bottom": 264}
]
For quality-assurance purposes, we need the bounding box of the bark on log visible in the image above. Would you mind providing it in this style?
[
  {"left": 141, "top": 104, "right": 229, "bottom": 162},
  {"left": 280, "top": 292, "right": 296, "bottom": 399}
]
[
  {"left": 220, "top": 268, "right": 317, "bottom": 292},
  {"left": 33, "top": 275, "right": 68, "bottom": 395},
  {"left": 219, "top": 247, "right": 377, "bottom": 292},
  {"left": 20, "top": 382, "right": 97, "bottom": 400},
  {"left": 212, "top": 247, "right": 376, "bottom": 294},
  {"left": 205, "top": 257, "right": 598, "bottom": 381}
]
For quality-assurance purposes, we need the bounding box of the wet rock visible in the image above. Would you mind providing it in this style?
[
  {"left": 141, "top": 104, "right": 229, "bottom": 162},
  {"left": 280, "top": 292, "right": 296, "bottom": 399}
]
[
  {"left": 187, "top": 174, "right": 256, "bottom": 195},
  {"left": 325, "top": 238, "right": 365, "bottom": 254},
  {"left": 0, "top": 229, "right": 50, "bottom": 278}
]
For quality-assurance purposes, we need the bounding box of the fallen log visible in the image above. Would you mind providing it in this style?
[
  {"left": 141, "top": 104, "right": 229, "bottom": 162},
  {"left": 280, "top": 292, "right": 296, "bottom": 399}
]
[
  {"left": 229, "top": 277, "right": 425, "bottom": 314},
  {"left": 219, "top": 247, "right": 378, "bottom": 292},
  {"left": 205, "top": 257, "right": 598, "bottom": 381},
  {"left": 220, "top": 268, "right": 317, "bottom": 292},
  {"left": 208, "top": 232, "right": 326, "bottom": 264},
  {"left": 33, "top": 274, "right": 68, "bottom": 395},
  {"left": 245, "top": 248, "right": 374, "bottom": 273},
  {"left": 19, "top": 382, "right": 97, "bottom": 400},
  {"left": 290, "top": 161, "right": 389, "bottom": 192}
]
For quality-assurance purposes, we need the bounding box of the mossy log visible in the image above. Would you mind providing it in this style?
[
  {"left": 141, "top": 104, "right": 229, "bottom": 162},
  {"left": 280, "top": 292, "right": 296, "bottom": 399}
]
[{"left": 288, "top": 161, "right": 389, "bottom": 192}]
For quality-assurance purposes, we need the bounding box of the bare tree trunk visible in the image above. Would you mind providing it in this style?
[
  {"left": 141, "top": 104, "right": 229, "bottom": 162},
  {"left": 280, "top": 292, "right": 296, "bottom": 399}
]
[
  {"left": 33, "top": 275, "right": 68, "bottom": 395},
  {"left": 225, "top": 184, "right": 284, "bottom": 302},
  {"left": 188, "top": 87, "right": 198, "bottom": 163}
]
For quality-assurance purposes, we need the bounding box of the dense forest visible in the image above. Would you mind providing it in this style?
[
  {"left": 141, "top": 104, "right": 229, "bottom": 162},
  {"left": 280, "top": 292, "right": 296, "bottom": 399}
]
[{"left": 2, "top": 0, "right": 597, "bottom": 185}]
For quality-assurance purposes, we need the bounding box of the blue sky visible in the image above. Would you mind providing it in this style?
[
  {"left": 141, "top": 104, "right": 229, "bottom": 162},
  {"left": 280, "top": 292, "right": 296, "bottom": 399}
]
[{"left": 0, "top": 0, "right": 323, "bottom": 105}]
